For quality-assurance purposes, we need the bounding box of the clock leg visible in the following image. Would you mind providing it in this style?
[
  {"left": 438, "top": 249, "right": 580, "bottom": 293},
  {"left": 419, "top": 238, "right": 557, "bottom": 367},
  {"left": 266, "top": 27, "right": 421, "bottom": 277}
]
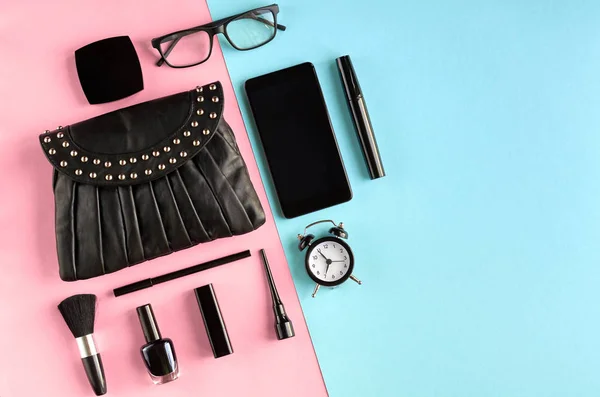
[
  {"left": 311, "top": 284, "right": 321, "bottom": 298},
  {"left": 349, "top": 274, "right": 362, "bottom": 285}
]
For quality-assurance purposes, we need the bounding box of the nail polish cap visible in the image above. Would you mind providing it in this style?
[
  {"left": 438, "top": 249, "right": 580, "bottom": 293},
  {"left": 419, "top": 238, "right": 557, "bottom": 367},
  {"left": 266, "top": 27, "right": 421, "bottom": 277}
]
[
  {"left": 136, "top": 304, "right": 162, "bottom": 343},
  {"left": 194, "top": 284, "right": 233, "bottom": 358}
]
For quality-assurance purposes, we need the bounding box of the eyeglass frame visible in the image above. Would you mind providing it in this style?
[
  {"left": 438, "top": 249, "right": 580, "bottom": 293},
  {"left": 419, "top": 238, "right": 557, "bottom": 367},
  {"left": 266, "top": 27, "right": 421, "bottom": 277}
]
[{"left": 151, "top": 4, "right": 286, "bottom": 69}]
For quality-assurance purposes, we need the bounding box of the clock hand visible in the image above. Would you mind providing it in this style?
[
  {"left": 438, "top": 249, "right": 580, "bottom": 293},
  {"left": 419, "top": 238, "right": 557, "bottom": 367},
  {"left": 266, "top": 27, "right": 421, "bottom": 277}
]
[
  {"left": 317, "top": 248, "right": 329, "bottom": 261},
  {"left": 331, "top": 260, "right": 346, "bottom": 262}
]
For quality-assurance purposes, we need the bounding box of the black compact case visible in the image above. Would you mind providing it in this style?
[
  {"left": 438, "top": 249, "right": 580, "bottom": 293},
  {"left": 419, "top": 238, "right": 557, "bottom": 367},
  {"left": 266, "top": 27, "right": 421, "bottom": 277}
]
[{"left": 75, "top": 36, "right": 143, "bottom": 104}]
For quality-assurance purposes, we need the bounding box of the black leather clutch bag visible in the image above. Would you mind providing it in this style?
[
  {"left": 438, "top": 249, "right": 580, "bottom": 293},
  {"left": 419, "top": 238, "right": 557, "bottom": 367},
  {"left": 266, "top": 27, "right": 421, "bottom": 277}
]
[{"left": 39, "top": 82, "right": 265, "bottom": 281}]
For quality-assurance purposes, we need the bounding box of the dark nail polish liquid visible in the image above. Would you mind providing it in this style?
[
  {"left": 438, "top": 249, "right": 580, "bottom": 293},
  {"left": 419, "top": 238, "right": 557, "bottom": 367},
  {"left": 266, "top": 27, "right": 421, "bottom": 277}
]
[{"left": 136, "top": 304, "right": 179, "bottom": 385}]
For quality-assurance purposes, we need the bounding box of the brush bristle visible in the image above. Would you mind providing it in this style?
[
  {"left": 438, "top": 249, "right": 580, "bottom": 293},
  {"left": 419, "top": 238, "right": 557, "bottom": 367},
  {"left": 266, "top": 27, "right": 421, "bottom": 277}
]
[{"left": 57, "top": 294, "right": 97, "bottom": 338}]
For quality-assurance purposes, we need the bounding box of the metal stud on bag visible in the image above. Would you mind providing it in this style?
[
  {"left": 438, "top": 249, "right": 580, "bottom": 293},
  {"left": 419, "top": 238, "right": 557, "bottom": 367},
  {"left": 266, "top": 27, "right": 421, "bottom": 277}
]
[{"left": 40, "top": 82, "right": 222, "bottom": 185}]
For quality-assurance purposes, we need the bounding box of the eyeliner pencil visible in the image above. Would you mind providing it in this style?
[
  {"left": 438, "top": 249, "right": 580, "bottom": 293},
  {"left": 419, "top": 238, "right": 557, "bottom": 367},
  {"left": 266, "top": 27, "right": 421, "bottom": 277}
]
[{"left": 114, "top": 250, "right": 251, "bottom": 297}]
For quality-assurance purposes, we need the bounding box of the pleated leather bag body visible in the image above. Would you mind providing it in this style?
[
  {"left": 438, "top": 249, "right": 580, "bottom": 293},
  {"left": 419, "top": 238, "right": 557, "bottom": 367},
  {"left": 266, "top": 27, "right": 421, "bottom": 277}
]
[{"left": 39, "top": 82, "right": 265, "bottom": 281}]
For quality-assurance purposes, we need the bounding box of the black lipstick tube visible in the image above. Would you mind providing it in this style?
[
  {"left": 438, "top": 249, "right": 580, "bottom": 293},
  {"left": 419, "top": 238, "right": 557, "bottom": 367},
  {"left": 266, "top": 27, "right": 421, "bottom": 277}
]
[{"left": 336, "top": 55, "right": 385, "bottom": 179}]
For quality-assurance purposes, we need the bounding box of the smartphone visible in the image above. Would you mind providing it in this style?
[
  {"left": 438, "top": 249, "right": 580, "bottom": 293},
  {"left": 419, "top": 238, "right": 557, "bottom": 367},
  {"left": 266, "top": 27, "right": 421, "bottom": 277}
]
[{"left": 245, "top": 62, "right": 352, "bottom": 218}]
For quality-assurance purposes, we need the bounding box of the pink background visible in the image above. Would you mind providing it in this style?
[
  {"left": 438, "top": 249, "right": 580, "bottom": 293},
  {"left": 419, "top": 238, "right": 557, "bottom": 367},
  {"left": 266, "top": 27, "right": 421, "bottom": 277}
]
[{"left": 0, "top": 1, "right": 327, "bottom": 396}]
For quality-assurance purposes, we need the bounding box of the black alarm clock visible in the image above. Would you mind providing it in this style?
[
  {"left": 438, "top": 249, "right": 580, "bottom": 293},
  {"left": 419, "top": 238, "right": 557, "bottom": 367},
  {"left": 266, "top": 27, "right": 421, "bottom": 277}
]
[{"left": 297, "top": 220, "right": 362, "bottom": 297}]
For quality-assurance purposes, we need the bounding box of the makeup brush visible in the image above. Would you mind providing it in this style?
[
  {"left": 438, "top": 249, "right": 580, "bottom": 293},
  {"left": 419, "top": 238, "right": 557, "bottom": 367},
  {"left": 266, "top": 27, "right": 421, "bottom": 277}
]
[
  {"left": 259, "top": 249, "right": 294, "bottom": 340},
  {"left": 58, "top": 294, "right": 107, "bottom": 396}
]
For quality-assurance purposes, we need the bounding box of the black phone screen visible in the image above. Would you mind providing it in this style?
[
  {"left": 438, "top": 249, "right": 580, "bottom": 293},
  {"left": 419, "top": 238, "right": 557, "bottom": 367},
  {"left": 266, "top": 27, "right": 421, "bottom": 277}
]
[{"left": 245, "top": 62, "right": 352, "bottom": 218}]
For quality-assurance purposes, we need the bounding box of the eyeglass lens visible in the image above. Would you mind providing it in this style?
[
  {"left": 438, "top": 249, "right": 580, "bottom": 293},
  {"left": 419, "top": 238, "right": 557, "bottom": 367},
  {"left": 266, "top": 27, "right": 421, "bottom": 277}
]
[
  {"left": 158, "top": 8, "right": 277, "bottom": 67},
  {"left": 160, "top": 30, "right": 212, "bottom": 67},
  {"left": 226, "top": 9, "right": 276, "bottom": 50}
]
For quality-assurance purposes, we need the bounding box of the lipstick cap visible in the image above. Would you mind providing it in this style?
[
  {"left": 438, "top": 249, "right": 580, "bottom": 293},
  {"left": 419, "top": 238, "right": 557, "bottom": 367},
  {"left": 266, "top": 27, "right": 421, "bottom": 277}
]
[{"left": 194, "top": 284, "right": 233, "bottom": 358}]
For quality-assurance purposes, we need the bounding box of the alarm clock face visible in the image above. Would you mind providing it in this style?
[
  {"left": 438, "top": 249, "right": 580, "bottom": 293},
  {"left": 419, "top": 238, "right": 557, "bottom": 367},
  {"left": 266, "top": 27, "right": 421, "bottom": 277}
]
[{"left": 305, "top": 237, "right": 354, "bottom": 287}]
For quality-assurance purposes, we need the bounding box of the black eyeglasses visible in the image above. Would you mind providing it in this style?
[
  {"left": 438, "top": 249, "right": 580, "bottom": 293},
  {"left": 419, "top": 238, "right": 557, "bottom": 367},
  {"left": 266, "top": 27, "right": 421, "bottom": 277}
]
[{"left": 151, "top": 4, "right": 286, "bottom": 69}]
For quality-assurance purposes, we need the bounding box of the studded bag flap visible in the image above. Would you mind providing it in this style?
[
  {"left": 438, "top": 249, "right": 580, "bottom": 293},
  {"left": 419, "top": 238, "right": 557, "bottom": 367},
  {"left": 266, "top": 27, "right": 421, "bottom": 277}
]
[{"left": 39, "top": 81, "right": 265, "bottom": 281}]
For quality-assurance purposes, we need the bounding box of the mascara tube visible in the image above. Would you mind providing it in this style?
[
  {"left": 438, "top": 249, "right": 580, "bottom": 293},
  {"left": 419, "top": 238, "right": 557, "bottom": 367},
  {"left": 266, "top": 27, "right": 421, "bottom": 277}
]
[{"left": 336, "top": 55, "right": 385, "bottom": 179}]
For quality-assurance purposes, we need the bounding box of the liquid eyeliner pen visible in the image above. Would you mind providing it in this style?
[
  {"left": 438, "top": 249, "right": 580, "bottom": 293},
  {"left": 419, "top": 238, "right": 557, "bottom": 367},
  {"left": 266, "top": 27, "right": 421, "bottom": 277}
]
[{"left": 259, "top": 249, "right": 294, "bottom": 340}]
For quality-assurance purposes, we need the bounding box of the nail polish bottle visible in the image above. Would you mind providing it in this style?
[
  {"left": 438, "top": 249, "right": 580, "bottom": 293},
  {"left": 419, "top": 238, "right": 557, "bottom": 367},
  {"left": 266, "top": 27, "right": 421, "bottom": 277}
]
[{"left": 136, "top": 304, "right": 179, "bottom": 385}]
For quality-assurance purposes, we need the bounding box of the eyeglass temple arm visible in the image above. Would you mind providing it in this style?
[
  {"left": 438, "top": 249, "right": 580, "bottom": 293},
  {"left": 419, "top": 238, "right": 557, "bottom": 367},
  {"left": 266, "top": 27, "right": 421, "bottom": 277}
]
[
  {"left": 156, "top": 36, "right": 182, "bottom": 67},
  {"left": 249, "top": 14, "right": 286, "bottom": 31}
]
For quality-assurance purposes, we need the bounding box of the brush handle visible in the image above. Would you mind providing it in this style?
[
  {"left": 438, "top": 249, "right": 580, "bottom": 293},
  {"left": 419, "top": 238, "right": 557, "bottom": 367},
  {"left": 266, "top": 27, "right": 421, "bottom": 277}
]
[{"left": 81, "top": 354, "right": 107, "bottom": 396}]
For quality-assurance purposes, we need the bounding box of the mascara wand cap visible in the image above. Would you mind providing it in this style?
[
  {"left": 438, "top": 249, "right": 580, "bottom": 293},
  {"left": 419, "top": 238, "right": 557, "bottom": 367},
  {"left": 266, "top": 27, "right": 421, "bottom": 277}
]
[{"left": 336, "top": 55, "right": 362, "bottom": 96}]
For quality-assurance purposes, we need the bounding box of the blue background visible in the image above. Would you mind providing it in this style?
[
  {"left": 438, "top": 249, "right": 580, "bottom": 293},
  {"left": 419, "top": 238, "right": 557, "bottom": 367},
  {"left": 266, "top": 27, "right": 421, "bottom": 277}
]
[{"left": 206, "top": 0, "right": 600, "bottom": 395}]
